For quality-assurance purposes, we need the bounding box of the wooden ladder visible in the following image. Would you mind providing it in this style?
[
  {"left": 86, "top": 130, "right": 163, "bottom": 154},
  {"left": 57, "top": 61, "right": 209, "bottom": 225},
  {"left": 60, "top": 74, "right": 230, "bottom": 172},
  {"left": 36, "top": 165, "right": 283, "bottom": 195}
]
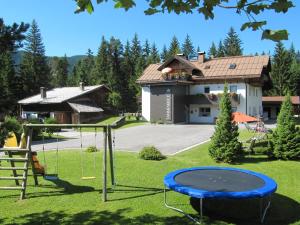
[{"left": 0, "top": 131, "right": 37, "bottom": 200}]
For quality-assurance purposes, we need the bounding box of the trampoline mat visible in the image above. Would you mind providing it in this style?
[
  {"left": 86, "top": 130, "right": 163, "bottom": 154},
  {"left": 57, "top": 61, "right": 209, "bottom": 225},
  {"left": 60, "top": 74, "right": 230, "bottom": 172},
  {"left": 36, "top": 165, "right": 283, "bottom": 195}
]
[{"left": 174, "top": 169, "right": 265, "bottom": 192}]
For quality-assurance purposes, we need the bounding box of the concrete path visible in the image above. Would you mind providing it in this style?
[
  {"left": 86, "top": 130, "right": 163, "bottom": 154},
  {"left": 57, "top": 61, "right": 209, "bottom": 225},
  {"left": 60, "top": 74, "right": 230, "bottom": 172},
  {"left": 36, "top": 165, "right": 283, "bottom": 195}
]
[{"left": 32, "top": 124, "right": 215, "bottom": 155}]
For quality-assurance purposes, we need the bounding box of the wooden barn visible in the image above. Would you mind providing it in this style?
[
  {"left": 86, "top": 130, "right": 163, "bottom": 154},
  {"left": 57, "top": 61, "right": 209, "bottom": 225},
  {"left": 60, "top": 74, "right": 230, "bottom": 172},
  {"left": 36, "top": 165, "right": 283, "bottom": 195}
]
[{"left": 18, "top": 83, "right": 110, "bottom": 124}]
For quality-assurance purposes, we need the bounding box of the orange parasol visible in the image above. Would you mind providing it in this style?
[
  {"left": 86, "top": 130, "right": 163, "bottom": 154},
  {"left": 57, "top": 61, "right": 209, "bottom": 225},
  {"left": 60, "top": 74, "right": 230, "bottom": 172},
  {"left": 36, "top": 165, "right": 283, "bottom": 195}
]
[{"left": 231, "top": 112, "right": 258, "bottom": 123}]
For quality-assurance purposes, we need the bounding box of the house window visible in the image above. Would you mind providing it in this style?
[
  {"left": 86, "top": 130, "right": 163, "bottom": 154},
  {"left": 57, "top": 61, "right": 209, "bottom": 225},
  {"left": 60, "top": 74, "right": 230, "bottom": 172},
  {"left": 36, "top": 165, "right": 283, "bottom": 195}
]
[
  {"left": 199, "top": 107, "right": 211, "bottom": 117},
  {"left": 230, "top": 85, "right": 237, "bottom": 93},
  {"left": 204, "top": 86, "right": 210, "bottom": 93},
  {"left": 229, "top": 63, "right": 237, "bottom": 69},
  {"left": 255, "top": 88, "right": 258, "bottom": 97},
  {"left": 231, "top": 107, "right": 237, "bottom": 112}
]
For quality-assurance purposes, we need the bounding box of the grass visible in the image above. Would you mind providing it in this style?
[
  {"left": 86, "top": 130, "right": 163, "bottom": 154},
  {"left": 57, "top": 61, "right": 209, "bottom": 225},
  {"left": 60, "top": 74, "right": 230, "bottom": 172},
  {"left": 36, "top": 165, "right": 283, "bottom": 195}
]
[
  {"left": 0, "top": 130, "right": 299, "bottom": 225},
  {"left": 80, "top": 115, "right": 147, "bottom": 132}
]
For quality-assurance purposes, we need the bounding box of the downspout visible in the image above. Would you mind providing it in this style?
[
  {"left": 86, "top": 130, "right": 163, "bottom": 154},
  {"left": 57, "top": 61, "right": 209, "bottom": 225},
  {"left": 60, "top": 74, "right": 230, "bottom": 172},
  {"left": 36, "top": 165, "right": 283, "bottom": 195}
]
[{"left": 245, "top": 83, "right": 248, "bottom": 114}]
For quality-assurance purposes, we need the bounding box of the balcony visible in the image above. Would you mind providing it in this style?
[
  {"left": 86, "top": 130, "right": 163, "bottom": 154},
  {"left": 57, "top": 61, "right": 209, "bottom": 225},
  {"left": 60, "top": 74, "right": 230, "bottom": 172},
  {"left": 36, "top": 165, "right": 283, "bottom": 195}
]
[{"left": 186, "top": 93, "right": 241, "bottom": 105}]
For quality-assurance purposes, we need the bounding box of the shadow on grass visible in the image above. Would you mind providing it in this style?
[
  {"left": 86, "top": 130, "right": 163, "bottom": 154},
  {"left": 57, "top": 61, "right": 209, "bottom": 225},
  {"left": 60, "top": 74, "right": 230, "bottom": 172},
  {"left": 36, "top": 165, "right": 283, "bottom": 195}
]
[
  {"left": 0, "top": 208, "right": 198, "bottom": 225},
  {"left": 190, "top": 193, "right": 300, "bottom": 225},
  {"left": 0, "top": 178, "right": 96, "bottom": 199},
  {"left": 107, "top": 184, "right": 164, "bottom": 202}
]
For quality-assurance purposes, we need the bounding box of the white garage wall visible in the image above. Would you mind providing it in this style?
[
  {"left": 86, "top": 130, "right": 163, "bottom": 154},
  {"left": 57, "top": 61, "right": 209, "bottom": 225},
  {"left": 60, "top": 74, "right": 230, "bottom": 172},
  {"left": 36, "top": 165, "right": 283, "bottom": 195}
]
[{"left": 142, "top": 86, "right": 151, "bottom": 121}]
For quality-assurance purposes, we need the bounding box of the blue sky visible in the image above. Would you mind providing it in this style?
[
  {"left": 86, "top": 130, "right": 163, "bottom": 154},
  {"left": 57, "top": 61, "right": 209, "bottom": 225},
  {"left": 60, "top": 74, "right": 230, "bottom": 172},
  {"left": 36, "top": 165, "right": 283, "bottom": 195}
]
[{"left": 1, "top": 0, "right": 299, "bottom": 56}]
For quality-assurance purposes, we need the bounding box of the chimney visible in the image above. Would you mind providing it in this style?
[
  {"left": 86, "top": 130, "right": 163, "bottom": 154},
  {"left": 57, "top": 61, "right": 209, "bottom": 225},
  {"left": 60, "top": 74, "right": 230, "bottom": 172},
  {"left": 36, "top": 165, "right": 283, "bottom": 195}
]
[
  {"left": 79, "top": 82, "right": 84, "bottom": 91},
  {"left": 197, "top": 51, "right": 206, "bottom": 63},
  {"left": 40, "top": 87, "right": 46, "bottom": 99}
]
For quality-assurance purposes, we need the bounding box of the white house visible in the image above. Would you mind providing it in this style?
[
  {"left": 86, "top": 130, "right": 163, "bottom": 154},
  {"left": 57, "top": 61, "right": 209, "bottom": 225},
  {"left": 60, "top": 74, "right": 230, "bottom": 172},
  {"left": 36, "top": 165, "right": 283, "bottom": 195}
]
[{"left": 137, "top": 52, "right": 271, "bottom": 124}]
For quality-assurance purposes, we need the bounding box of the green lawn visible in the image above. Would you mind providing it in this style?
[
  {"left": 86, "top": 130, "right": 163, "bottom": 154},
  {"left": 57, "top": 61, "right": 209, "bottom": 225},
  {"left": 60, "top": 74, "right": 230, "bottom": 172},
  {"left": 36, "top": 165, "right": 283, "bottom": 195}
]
[
  {"left": 80, "top": 116, "right": 147, "bottom": 132},
  {"left": 0, "top": 130, "right": 299, "bottom": 225}
]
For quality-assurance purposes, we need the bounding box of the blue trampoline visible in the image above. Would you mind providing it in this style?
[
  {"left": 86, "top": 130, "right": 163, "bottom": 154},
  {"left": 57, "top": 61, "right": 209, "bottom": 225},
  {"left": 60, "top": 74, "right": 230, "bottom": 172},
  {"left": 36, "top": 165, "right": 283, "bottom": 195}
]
[{"left": 164, "top": 167, "right": 277, "bottom": 224}]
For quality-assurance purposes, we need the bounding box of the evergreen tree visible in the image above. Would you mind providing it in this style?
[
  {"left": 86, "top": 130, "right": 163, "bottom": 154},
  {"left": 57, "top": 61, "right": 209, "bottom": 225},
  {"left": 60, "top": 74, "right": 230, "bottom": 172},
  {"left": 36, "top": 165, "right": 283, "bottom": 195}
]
[
  {"left": 148, "top": 43, "right": 160, "bottom": 64},
  {"left": 122, "top": 41, "right": 137, "bottom": 111},
  {"left": 196, "top": 46, "right": 200, "bottom": 53},
  {"left": 161, "top": 45, "right": 168, "bottom": 62},
  {"left": 208, "top": 84, "right": 242, "bottom": 163},
  {"left": 208, "top": 42, "right": 217, "bottom": 58},
  {"left": 68, "top": 63, "right": 79, "bottom": 86},
  {"left": 143, "top": 39, "right": 151, "bottom": 60},
  {"left": 216, "top": 41, "right": 225, "bottom": 57},
  {"left": 223, "top": 27, "right": 243, "bottom": 56},
  {"left": 269, "top": 42, "right": 295, "bottom": 96},
  {"left": 92, "top": 36, "right": 109, "bottom": 84},
  {"left": 168, "top": 36, "right": 181, "bottom": 58},
  {"left": 0, "top": 52, "right": 15, "bottom": 113},
  {"left": 289, "top": 44, "right": 300, "bottom": 95},
  {"left": 181, "top": 34, "right": 195, "bottom": 58},
  {"left": 55, "top": 55, "right": 69, "bottom": 87},
  {"left": 269, "top": 94, "right": 300, "bottom": 159},
  {"left": 131, "top": 33, "right": 142, "bottom": 65},
  {"left": 76, "top": 49, "right": 95, "bottom": 85},
  {"left": 20, "top": 20, "right": 50, "bottom": 97}
]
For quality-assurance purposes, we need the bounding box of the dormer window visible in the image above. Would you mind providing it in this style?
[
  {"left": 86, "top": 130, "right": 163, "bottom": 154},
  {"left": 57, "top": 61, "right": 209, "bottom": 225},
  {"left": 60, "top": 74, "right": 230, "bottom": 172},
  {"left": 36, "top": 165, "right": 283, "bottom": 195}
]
[
  {"left": 204, "top": 65, "right": 210, "bottom": 69},
  {"left": 229, "top": 63, "right": 237, "bottom": 69}
]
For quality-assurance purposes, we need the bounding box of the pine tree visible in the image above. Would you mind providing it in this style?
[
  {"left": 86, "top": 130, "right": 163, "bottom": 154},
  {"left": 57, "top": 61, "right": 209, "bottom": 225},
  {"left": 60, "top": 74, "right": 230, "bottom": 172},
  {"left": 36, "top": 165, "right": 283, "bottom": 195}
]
[
  {"left": 55, "top": 55, "right": 69, "bottom": 87},
  {"left": 131, "top": 33, "right": 142, "bottom": 65},
  {"left": 168, "top": 36, "right": 181, "bottom": 58},
  {"left": 76, "top": 49, "right": 95, "bottom": 85},
  {"left": 269, "top": 42, "right": 295, "bottom": 96},
  {"left": 143, "top": 39, "right": 151, "bottom": 60},
  {"left": 181, "top": 34, "right": 195, "bottom": 58},
  {"left": 0, "top": 52, "right": 15, "bottom": 113},
  {"left": 216, "top": 41, "right": 225, "bottom": 57},
  {"left": 196, "top": 46, "right": 200, "bottom": 53},
  {"left": 161, "top": 45, "right": 168, "bottom": 62},
  {"left": 208, "top": 84, "right": 242, "bottom": 163},
  {"left": 122, "top": 41, "right": 137, "bottom": 112},
  {"left": 92, "top": 36, "right": 109, "bottom": 84},
  {"left": 208, "top": 42, "right": 217, "bottom": 58},
  {"left": 269, "top": 94, "right": 300, "bottom": 159},
  {"left": 148, "top": 43, "right": 160, "bottom": 64},
  {"left": 20, "top": 20, "right": 50, "bottom": 97},
  {"left": 223, "top": 27, "right": 243, "bottom": 56}
]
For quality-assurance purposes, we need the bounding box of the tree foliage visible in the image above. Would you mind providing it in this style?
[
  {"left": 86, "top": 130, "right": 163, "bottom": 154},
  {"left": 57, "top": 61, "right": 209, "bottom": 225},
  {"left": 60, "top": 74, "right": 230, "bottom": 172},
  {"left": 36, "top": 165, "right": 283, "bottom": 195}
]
[
  {"left": 168, "top": 36, "right": 181, "bottom": 58},
  {"left": 74, "top": 0, "right": 294, "bottom": 41},
  {"left": 268, "top": 94, "right": 300, "bottom": 159},
  {"left": 181, "top": 34, "right": 195, "bottom": 58},
  {"left": 209, "top": 84, "right": 242, "bottom": 163}
]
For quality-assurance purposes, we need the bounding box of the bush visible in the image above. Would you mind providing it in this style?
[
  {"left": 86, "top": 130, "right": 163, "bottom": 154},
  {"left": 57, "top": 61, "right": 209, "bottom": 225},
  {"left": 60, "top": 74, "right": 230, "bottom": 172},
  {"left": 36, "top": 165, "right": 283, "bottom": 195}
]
[
  {"left": 208, "top": 84, "right": 242, "bottom": 163},
  {"left": 86, "top": 145, "right": 98, "bottom": 153},
  {"left": 3, "top": 116, "right": 23, "bottom": 139},
  {"left": 26, "top": 118, "right": 42, "bottom": 141},
  {"left": 139, "top": 146, "right": 166, "bottom": 161},
  {"left": 44, "top": 117, "right": 59, "bottom": 137}
]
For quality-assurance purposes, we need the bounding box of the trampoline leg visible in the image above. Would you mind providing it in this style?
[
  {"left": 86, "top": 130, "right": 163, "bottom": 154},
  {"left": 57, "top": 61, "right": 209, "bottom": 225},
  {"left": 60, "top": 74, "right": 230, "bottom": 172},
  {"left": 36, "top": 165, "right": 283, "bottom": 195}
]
[
  {"left": 260, "top": 196, "right": 271, "bottom": 223},
  {"left": 164, "top": 187, "right": 202, "bottom": 224}
]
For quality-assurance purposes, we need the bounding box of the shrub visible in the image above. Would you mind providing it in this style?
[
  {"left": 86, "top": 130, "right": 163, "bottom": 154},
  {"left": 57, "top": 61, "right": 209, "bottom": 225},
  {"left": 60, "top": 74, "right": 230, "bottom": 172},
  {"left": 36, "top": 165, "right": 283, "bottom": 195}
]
[
  {"left": 3, "top": 116, "right": 23, "bottom": 139},
  {"left": 44, "top": 117, "right": 59, "bottom": 137},
  {"left": 86, "top": 145, "right": 98, "bottom": 153},
  {"left": 139, "top": 146, "right": 166, "bottom": 161},
  {"left": 269, "top": 94, "right": 300, "bottom": 160},
  {"left": 208, "top": 84, "right": 242, "bottom": 163}
]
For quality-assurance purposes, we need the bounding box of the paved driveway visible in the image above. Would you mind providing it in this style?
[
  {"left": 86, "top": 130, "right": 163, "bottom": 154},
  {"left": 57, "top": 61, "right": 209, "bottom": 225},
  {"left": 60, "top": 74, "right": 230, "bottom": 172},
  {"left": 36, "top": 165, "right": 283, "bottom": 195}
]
[{"left": 32, "top": 124, "right": 215, "bottom": 155}]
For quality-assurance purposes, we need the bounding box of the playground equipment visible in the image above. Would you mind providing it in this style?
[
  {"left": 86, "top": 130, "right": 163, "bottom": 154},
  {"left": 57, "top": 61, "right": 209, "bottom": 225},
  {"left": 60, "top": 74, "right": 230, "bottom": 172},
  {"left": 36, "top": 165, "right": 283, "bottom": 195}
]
[{"left": 0, "top": 123, "right": 117, "bottom": 201}]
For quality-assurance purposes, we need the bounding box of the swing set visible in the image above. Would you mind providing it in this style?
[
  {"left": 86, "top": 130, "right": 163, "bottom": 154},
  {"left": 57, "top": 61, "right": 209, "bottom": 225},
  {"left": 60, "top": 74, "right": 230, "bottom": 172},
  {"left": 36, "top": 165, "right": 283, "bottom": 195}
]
[{"left": 0, "top": 123, "right": 116, "bottom": 201}]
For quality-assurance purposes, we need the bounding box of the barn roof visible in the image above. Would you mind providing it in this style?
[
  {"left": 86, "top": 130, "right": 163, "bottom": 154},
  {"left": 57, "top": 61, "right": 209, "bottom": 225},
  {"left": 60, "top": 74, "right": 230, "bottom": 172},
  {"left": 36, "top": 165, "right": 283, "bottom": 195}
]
[
  {"left": 68, "top": 101, "right": 104, "bottom": 113},
  {"left": 18, "top": 85, "right": 108, "bottom": 105}
]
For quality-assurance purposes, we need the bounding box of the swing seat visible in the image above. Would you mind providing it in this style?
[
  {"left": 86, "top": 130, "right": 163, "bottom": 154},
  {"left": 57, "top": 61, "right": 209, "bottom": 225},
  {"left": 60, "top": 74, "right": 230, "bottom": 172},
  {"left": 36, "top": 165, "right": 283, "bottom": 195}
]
[
  {"left": 44, "top": 174, "right": 59, "bottom": 181},
  {"left": 81, "top": 176, "right": 96, "bottom": 180}
]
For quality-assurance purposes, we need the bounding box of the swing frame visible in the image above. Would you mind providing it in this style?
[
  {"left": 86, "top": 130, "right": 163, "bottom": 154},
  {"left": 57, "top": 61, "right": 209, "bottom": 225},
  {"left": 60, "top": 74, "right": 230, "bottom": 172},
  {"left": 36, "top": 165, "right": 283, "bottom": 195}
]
[{"left": 24, "top": 123, "right": 117, "bottom": 202}]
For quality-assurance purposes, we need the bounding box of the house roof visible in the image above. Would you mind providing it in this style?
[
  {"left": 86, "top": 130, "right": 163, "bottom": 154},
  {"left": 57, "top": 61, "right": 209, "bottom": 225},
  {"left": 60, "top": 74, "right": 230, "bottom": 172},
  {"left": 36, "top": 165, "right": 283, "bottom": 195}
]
[
  {"left": 68, "top": 101, "right": 103, "bottom": 113},
  {"left": 262, "top": 96, "right": 300, "bottom": 105},
  {"left": 18, "top": 85, "right": 108, "bottom": 105},
  {"left": 137, "top": 55, "right": 270, "bottom": 84}
]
